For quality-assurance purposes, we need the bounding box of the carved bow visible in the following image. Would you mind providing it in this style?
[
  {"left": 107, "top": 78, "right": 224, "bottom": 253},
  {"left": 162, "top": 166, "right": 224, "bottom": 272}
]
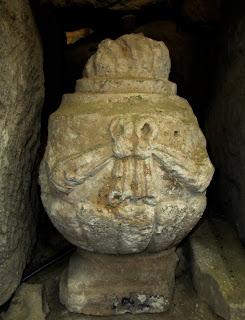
[{"left": 108, "top": 117, "right": 158, "bottom": 206}]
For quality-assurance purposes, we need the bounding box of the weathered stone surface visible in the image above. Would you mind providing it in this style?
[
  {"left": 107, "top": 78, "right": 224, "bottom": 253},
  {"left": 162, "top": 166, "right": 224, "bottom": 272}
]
[
  {"left": 39, "top": 34, "right": 213, "bottom": 315},
  {"left": 60, "top": 249, "right": 178, "bottom": 315},
  {"left": 31, "top": 259, "right": 221, "bottom": 320},
  {"left": 205, "top": 2, "right": 245, "bottom": 244},
  {"left": 0, "top": 0, "right": 44, "bottom": 306},
  {"left": 189, "top": 219, "right": 245, "bottom": 320},
  {"left": 1, "top": 284, "right": 49, "bottom": 320},
  {"left": 39, "top": 34, "right": 214, "bottom": 255},
  {"left": 83, "top": 34, "right": 171, "bottom": 80}
]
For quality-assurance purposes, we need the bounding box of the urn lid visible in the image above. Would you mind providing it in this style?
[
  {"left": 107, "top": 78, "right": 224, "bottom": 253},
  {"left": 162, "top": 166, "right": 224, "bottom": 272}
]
[{"left": 75, "top": 34, "right": 177, "bottom": 95}]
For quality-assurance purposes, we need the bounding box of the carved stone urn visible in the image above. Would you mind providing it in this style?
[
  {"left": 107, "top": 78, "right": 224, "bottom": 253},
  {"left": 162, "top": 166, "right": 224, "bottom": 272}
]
[{"left": 39, "top": 34, "right": 214, "bottom": 315}]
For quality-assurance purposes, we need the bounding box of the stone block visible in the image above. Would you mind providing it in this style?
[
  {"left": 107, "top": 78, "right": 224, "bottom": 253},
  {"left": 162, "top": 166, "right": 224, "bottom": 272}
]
[
  {"left": 189, "top": 219, "right": 245, "bottom": 320},
  {"left": 60, "top": 249, "right": 178, "bottom": 315}
]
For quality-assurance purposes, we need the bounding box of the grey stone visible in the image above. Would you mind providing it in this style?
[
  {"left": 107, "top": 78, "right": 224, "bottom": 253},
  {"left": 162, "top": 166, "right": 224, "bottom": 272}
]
[
  {"left": 1, "top": 284, "right": 49, "bottom": 320},
  {"left": 189, "top": 219, "right": 245, "bottom": 320},
  {"left": 0, "top": 0, "right": 44, "bottom": 305},
  {"left": 60, "top": 249, "right": 178, "bottom": 315}
]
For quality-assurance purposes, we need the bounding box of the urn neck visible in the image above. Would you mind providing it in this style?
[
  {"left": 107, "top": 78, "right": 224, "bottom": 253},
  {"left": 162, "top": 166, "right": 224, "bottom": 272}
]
[{"left": 75, "top": 77, "right": 177, "bottom": 96}]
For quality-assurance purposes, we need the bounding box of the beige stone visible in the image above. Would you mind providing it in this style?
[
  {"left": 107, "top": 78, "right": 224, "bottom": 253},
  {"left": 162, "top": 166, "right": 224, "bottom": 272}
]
[
  {"left": 60, "top": 249, "right": 178, "bottom": 315},
  {"left": 40, "top": 34, "right": 214, "bottom": 255},
  {"left": 83, "top": 34, "right": 171, "bottom": 80},
  {"left": 28, "top": 255, "right": 221, "bottom": 320},
  {"left": 39, "top": 34, "right": 214, "bottom": 315},
  {"left": 189, "top": 219, "right": 245, "bottom": 320}
]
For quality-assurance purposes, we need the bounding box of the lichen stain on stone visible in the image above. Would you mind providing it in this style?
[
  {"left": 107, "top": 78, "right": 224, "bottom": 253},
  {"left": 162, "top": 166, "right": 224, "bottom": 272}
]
[{"left": 111, "top": 294, "right": 167, "bottom": 313}]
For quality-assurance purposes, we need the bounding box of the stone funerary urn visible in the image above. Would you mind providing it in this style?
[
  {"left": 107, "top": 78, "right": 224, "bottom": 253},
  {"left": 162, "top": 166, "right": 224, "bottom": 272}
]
[{"left": 39, "top": 34, "right": 214, "bottom": 315}]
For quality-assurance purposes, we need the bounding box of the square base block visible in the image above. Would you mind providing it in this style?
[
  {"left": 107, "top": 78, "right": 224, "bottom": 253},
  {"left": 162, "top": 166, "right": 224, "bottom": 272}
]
[{"left": 60, "top": 249, "right": 178, "bottom": 316}]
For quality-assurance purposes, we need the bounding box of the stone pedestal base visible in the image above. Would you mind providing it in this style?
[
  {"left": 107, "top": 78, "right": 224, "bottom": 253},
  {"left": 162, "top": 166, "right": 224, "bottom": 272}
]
[{"left": 60, "top": 249, "right": 178, "bottom": 316}]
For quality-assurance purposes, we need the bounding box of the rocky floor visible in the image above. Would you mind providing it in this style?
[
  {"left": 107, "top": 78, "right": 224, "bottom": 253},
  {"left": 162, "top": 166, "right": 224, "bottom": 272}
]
[{"left": 21, "top": 257, "right": 221, "bottom": 320}]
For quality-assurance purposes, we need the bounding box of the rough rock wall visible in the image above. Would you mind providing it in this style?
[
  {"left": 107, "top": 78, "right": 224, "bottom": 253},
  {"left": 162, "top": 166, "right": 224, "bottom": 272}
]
[
  {"left": 206, "top": 1, "right": 245, "bottom": 243},
  {"left": 0, "top": 0, "right": 44, "bottom": 305}
]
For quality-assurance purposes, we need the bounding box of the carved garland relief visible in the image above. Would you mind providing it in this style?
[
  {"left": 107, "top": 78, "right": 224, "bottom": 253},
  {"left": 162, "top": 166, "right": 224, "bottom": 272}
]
[{"left": 50, "top": 116, "right": 211, "bottom": 208}]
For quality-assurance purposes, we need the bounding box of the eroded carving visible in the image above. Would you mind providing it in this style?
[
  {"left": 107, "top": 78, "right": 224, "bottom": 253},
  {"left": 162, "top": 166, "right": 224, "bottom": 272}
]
[
  {"left": 43, "top": 111, "right": 213, "bottom": 254},
  {"left": 39, "top": 34, "right": 214, "bottom": 315}
]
